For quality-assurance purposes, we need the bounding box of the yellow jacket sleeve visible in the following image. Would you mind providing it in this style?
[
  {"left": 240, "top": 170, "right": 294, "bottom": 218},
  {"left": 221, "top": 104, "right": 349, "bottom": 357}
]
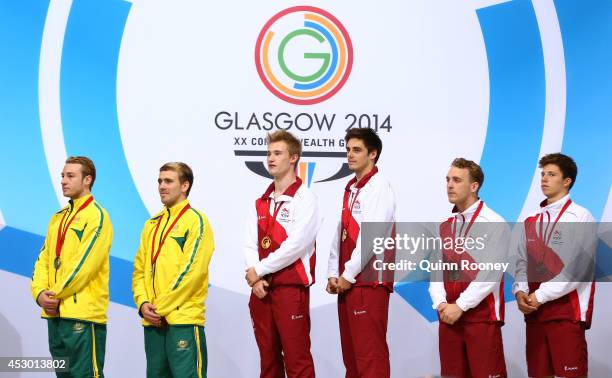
[
  {"left": 31, "top": 218, "right": 53, "bottom": 302},
  {"left": 132, "top": 223, "right": 150, "bottom": 312},
  {"left": 153, "top": 211, "right": 214, "bottom": 316},
  {"left": 50, "top": 205, "right": 113, "bottom": 299}
]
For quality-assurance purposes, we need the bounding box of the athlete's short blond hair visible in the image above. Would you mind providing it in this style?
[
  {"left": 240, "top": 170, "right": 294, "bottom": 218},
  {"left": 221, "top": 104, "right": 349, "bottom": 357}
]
[
  {"left": 267, "top": 130, "right": 302, "bottom": 165},
  {"left": 160, "top": 162, "right": 194, "bottom": 196}
]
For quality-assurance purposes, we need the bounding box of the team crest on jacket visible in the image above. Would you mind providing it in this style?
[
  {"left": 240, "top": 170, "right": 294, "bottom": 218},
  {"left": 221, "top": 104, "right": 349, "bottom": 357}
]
[
  {"left": 279, "top": 208, "right": 291, "bottom": 222},
  {"left": 551, "top": 230, "right": 564, "bottom": 245},
  {"left": 353, "top": 200, "right": 362, "bottom": 213}
]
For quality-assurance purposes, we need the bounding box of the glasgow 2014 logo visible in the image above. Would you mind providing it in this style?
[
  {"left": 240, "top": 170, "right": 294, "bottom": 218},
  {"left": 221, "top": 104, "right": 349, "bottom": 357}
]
[{"left": 255, "top": 6, "right": 354, "bottom": 105}]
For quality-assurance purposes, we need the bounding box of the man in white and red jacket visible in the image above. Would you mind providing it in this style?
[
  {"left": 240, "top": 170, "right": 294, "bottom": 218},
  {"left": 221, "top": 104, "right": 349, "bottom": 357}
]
[
  {"left": 327, "top": 128, "right": 396, "bottom": 378},
  {"left": 513, "top": 153, "right": 596, "bottom": 378},
  {"left": 244, "top": 130, "right": 321, "bottom": 378},
  {"left": 429, "top": 158, "right": 509, "bottom": 378}
]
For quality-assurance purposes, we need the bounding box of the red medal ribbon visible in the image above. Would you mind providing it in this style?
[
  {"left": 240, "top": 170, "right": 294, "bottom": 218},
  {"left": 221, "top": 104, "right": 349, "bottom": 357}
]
[
  {"left": 445, "top": 200, "right": 484, "bottom": 282},
  {"left": 55, "top": 196, "right": 94, "bottom": 259},
  {"left": 450, "top": 200, "right": 484, "bottom": 240},
  {"left": 341, "top": 167, "right": 379, "bottom": 240},
  {"left": 537, "top": 199, "right": 572, "bottom": 246},
  {"left": 263, "top": 200, "right": 285, "bottom": 239},
  {"left": 259, "top": 177, "right": 303, "bottom": 246},
  {"left": 150, "top": 203, "right": 191, "bottom": 265}
]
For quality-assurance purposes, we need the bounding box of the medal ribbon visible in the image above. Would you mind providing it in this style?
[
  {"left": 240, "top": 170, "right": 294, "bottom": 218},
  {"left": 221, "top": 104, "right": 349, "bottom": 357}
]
[
  {"left": 446, "top": 200, "right": 484, "bottom": 283},
  {"left": 259, "top": 178, "right": 303, "bottom": 248},
  {"left": 341, "top": 188, "right": 362, "bottom": 236},
  {"left": 341, "top": 167, "right": 379, "bottom": 242},
  {"left": 262, "top": 199, "right": 285, "bottom": 244},
  {"left": 55, "top": 196, "right": 94, "bottom": 260},
  {"left": 150, "top": 203, "right": 191, "bottom": 265},
  {"left": 450, "top": 200, "right": 484, "bottom": 241},
  {"left": 537, "top": 199, "right": 572, "bottom": 247}
]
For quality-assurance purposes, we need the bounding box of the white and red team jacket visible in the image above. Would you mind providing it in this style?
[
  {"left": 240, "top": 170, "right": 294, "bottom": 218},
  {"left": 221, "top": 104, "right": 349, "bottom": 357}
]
[
  {"left": 429, "top": 200, "right": 508, "bottom": 323},
  {"left": 327, "top": 167, "right": 396, "bottom": 288},
  {"left": 512, "top": 194, "right": 597, "bottom": 327},
  {"left": 245, "top": 178, "right": 321, "bottom": 287}
]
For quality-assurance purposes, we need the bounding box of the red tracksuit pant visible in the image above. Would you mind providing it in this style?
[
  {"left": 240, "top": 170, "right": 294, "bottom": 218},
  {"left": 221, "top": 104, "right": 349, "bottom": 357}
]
[
  {"left": 249, "top": 285, "right": 314, "bottom": 378},
  {"left": 338, "top": 285, "right": 390, "bottom": 378},
  {"left": 439, "top": 321, "right": 507, "bottom": 378},
  {"left": 526, "top": 320, "right": 588, "bottom": 378}
]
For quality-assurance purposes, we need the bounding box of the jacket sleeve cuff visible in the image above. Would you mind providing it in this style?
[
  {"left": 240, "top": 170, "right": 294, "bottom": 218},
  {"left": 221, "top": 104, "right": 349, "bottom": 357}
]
[
  {"left": 431, "top": 298, "right": 446, "bottom": 310},
  {"left": 138, "top": 301, "right": 149, "bottom": 318},
  {"left": 512, "top": 282, "right": 529, "bottom": 296},
  {"left": 341, "top": 271, "right": 356, "bottom": 284},
  {"left": 34, "top": 290, "right": 45, "bottom": 307},
  {"left": 534, "top": 289, "right": 549, "bottom": 305},
  {"left": 254, "top": 263, "right": 267, "bottom": 277},
  {"left": 455, "top": 297, "right": 469, "bottom": 312}
]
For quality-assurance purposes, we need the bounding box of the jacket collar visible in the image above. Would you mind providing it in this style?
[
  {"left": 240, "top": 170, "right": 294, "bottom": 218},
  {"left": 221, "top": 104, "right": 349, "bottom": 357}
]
[
  {"left": 451, "top": 198, "right": 482, "bottom": 218},
  {"left": 68, "top": 194, "right": 93, "bottom": 209},
  {"left": 165, "top": 198, "right": 190, "bottom": 215},
  {"left": 345, "top": 166, "right": 379, "bottom": 192},
  {"left": 262, "top": 177, "right": 303, "bottom": 202},
  {"left": 539, "top": 194, "right": 570, "bottom": 212}
]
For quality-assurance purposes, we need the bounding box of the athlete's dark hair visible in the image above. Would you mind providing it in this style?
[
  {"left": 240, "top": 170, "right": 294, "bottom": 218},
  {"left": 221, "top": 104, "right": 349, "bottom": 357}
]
[
  {"left": 344, "top": 128, "right": 383, "bottom": 164},
  {"left": 539, "top": 153, "right": 577, "bottom": 190}
]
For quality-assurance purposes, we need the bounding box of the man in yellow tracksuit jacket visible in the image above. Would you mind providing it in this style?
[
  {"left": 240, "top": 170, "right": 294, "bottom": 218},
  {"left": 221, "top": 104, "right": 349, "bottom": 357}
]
[
  {"left": 31, "top": 156, "right": 113, "bottom": 378},
  {"left": 132, "top": 162, "right": 214, "bottom": 378}
]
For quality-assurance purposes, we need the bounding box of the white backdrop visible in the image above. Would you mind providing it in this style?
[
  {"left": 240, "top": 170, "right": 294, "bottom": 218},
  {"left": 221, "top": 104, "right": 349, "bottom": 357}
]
[{"left": 0, "top": 0, "right": 611, "bottom": 377}]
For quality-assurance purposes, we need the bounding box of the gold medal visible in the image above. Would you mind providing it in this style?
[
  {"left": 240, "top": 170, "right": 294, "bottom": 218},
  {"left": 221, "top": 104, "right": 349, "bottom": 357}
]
[
  {"left": 54, "top": 257, "right": 61, "bottom": 269},
  {"left": 261, "top": 236, "right": 271, "bottom": 250},
  {"left": 341, "top": 229, "right": 347, "bottom": 242}
]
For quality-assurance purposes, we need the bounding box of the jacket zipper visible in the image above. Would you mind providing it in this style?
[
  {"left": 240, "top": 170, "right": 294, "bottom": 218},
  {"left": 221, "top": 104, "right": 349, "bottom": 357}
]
[
  {"left": 152, "top": 264, "right": 157, "bottom": 297},
  {"left": 54, "top": 203, "right": 74, "bottom": 284},
  {"left": 73, "top": 293, "right": 77, "bottom": 303},
  {"left": 152, "top": 209, "right": 171, "bottom": 299}
]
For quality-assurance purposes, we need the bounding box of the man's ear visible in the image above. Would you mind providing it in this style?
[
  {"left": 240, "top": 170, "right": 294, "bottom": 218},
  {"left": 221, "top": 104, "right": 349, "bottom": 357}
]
[
  {"left": 470, "top": 181, "right": 480, "bottom": 194},
  {"left": 181, "top": 180, "right": 190, "bottom": 195},
  {"left": 369, "top": 150, "right": 378, "bottom": 163},
  {"left": 83, "top": 175, "right": 93, "bottom": 189},
  {"left": 563, "top": 177, "right": 572, "bottom": 189}
]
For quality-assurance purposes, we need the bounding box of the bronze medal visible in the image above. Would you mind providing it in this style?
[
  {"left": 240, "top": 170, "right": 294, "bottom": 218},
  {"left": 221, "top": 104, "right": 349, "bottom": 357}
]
[
  {"left": 54, "top": 257, "right": 61, "bottom": 269},
  {"left": 449, "top": 269, "right": 459, "bottom": 282},
  {"left": 341, "top": 229, "right": 347, "bottom": 242},
  {"left": 261, "top": 236, "right": 271, "bottom": 250},
  {"left": 535, "top": 263, "right": 546, "bottom": 275}
]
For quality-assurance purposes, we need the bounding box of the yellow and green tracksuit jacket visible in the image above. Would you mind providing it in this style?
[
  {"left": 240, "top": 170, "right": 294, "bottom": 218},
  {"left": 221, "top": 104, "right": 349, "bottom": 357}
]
[
  {"left": 31, "top": 194, "right": 113, "bottom": 324},
  {"left": 132, "top": 199, "right": 214, "bottom": 327}
]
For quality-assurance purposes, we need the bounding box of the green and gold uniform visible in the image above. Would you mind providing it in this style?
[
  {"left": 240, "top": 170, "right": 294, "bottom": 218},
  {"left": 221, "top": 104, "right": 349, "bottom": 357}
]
[
  {"left": 132, "top": 199, "right": 214, "bottom": 378},
  {"left": 31, "top": 194, "right": 113, "bottom": 378}
]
